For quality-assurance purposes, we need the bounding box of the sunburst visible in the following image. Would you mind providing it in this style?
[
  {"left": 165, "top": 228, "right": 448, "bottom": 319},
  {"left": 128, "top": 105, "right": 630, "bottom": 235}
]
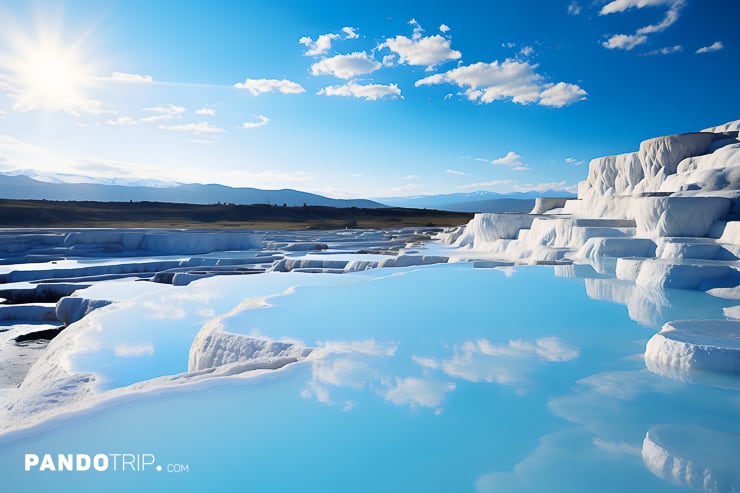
[{"left": 0, "top": 14, "right": 100, "bottom": 114}]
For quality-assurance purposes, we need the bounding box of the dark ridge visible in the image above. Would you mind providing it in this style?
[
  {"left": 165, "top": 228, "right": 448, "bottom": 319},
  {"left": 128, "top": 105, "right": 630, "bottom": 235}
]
[{"left": 0, "top": 199, "right": 473, "bottom": 229}]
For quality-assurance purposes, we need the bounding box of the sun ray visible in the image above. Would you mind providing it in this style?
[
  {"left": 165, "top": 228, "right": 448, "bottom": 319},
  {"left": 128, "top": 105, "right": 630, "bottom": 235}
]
[{"left": 0, "top": 9, "right": 101, "bottom": 115}]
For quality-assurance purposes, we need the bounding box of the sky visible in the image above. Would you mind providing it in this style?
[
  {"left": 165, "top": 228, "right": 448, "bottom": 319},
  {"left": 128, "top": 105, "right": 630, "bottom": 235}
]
[{"left": 0, "top": 0, "right": 737, "bottom": 199}]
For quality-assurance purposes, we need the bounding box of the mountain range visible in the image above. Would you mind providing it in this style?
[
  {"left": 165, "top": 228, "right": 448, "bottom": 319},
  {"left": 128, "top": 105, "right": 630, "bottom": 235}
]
[
  {"left": 378, "top": 191, "right": 575, "bottom": 212},
  {"left": 0, "top": 171, "right": 576, "bottom": 212},
  {"left": 0, "top": 173, "right": 383, "bottom": 208}
]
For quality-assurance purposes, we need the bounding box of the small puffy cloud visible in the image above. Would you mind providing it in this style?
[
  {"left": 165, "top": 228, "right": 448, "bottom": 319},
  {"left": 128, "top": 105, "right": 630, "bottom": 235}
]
[
  {"left": 158, "top": 121, "right": 225, "bottom": 134},
  {"left": 539, "top": 82, "right": 588, "bottom": 108},
  {"left": 439, "top": 24, "right": 450, "bottom": 33},
  {"left": 380, "top": 377, "right": 456, "bottom": 409},
  {"left": 447, "top": 169, "right": 471, "bottom": 176},
  {"left": 603, "top": 34, "right": 648, "bottom": 50},
  {"left": 341, "top": 26, "right": 359, "bottom": 39},
  {"left": 567, "top": 1, "right": 582, "bottom": 15},
  {"left": 195, "top": 107, "right": 216, "bottom": 116},
  {"left": 378, "top": 19, "right": 461, "bottom": 69},
  {"left": 300, "top": 27, "right": 359, "bottom": 56},
  {"left": 382, "top": 54, "right": 396, "bottom": 67},
  {"left": 601, "top": 0, "right": 685, "bottom": 50},
  {"left": 106, "top": 116, "right": 137, "bottom": 126},
  {"left": 241, "top": 114, "right": 270, "bottom": 129},
  {"left": 519, "top": 46, "right": 534, "bottom": 57},
  {"left": 109, "top": 71, "right": 153, "bottom": 83},
  {"left": 696, "top": 41, "right": 724, "bottom": 54},
  {"left": 457, "top": 179, "right": 514, "bottom": 190},
  {"left": 565, "top": 157, "right": 586, "bottom": 165},
  {"left": 140, "top": 104, "right": 186, "bottom": 122},
  {"left": 234, "top": 78, "right": 305, "bottom": 95},
  {"left": 317, "top": 81, "right": 401, "bottom": 101},
  {"left": 299, "top": 32, "right": 340, "bottom": 56},
  {"left": 492, "top": 151, "right": 528, "bottom": 170},
  {"left": 310, "top": 52, "right": 381, "bottom": 79},
  {"left": 416, "top": 59, "right": 587, "bottom": 108}
]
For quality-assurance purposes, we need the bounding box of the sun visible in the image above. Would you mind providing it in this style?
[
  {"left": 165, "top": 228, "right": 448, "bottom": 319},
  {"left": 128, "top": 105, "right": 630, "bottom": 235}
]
[{"left": 0, "top": 17, "right": 100, "bottom": 114}]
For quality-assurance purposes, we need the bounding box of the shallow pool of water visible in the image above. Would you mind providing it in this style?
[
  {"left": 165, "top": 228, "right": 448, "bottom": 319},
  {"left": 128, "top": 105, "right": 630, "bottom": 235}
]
[{"left": 1, "top": 264, "right": 738, "bottom": 492}]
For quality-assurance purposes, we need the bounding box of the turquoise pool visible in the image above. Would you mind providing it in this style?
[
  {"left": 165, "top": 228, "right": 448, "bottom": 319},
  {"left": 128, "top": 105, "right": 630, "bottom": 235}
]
[{"left": 1, "top": 264, "right": 738, "bottom": 492}]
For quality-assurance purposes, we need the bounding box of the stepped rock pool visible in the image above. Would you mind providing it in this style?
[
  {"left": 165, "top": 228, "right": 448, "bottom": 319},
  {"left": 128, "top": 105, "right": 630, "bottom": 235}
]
[{"left": 1, "top": 263, "right": 738, "bottom": 492}]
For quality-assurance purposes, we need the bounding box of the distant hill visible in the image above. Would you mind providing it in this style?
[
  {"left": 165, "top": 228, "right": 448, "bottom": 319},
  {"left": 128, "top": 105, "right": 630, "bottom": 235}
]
[
  {"left": 0, "top": 173, "right": 385, "bottom": 208},
  {"left": 378, "top": 191, "right": 575, "bottom": 212}
]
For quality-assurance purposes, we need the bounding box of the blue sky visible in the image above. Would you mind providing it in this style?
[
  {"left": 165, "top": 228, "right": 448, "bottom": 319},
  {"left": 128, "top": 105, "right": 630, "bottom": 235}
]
[{"left": 0, "top": 0, "right": 737, "bottom": 198}]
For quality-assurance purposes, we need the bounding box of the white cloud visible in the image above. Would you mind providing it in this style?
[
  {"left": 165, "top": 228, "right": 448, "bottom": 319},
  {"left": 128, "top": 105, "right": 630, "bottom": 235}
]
[
  {"left": 539, "top": 82, "right": 588, "bottom": 108},
  {"left": 567, "top": 1, "right": 582, "bottom": 15},
  {"left": 492, "top": 151, "right": 529, "bottom": 169},
  {"left": 317, "top": 81, "right": 401, "bottom": 101},
  {"left": 114, "top": 344, "right": 154, "bottom": 357},
  {"left": 401, "top": 174, "right": 421, "bottom": 180},
  {"left": 380, "top": 377, "right": 456, "bottom": 408},
  {"left": 419, "top": 337, "right": 579, "bottom": 391},
  {"left": 439, "top": 24, "right": 450, "bottom": 33},
  {"left": 106, "top": 116, "right": 137, "bottom": 126},
  {"left": 378, "top": 19, "right": 461, "bottom": 70},
  {"left": 642, "top": 44, "right": 683, "bottom": 55},
  {"left": 158, "top": 121, "right": 224, "bottom": 134},
  {"left": 602, "top": 34, "right": 648, "bottom": 50},
  {"left": 315, "top": 340, "right": 397, "bottom": 358},
  {"left": 310, "top": 52, "right": 381, "bottom": 79},
  {"left": 519, "top": 46, "right": 534, "bottom": 57},
  {"left": 300, "top": 27, "right": 359, "bottom": 56},
  {"left": 600, "top": 0, "right": 676, "bottom": 15},
  {"left": 513, "top": 180, "right": 577, "bottom": 193},
  {"left": 408, "top": 18, "right": 424, "bottom": 39},
  {"left": 233, "top": 78, "right": 305, "bottom": 95},
  {"left": 341, "top": 27, "right": 359, "bottom": 39},
  {"left": 592, "top": 438, "right": 641, "bottom": 456},
  {"left": 565, "top": 157, "right": 586, "bottom": 165},
  {"left": 194, "top": 107, "right": 216, "bottom": 116},
  {"left": 299, "top": 33, "right": 340, "bottom": 56},
  {"left": 109, "top": 71, "right": 153, "bottom": 83},
  {"left": 416, "top": 59, "right": 587, "bottom": 108},
  {"left": 456, "top": 179, "right": 514, "bottom": 190},
  {"left": 311, "top": 358, "right": 374, "bottom": 390},
  {"left": 140, "top": 104, "right": 186, "bottom": 122},
  {"left": 446, "top": 169, "right": 471, "bottom": 176},
  {"left": 241, "top": 114, "right": 270, "bottom": 129},
  {"left": 696, "top": 41, "right": 724, "bottom": 54},
  {"left": 601, "top": 0, "right": 685, "bottom": 50}
]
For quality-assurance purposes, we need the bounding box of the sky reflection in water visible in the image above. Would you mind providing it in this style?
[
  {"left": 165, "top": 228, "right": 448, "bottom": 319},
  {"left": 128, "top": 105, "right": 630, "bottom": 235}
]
[{"left": 2, "top": 264, "right": 739, "bottom": 492}]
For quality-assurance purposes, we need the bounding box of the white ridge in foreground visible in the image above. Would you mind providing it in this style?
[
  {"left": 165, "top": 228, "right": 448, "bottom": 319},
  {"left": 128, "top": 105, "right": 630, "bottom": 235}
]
[{"left": 645, "top": 319, "right": 740, "bottom": 376}]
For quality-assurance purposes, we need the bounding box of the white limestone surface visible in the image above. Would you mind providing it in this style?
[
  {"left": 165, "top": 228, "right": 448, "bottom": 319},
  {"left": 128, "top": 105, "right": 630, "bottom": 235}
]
[
  {"left": 645, "top": 320, "right": 740, "bottom": 375},
  {"left": 642, "top": 425, "right": 740, "bottom": 492}
]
